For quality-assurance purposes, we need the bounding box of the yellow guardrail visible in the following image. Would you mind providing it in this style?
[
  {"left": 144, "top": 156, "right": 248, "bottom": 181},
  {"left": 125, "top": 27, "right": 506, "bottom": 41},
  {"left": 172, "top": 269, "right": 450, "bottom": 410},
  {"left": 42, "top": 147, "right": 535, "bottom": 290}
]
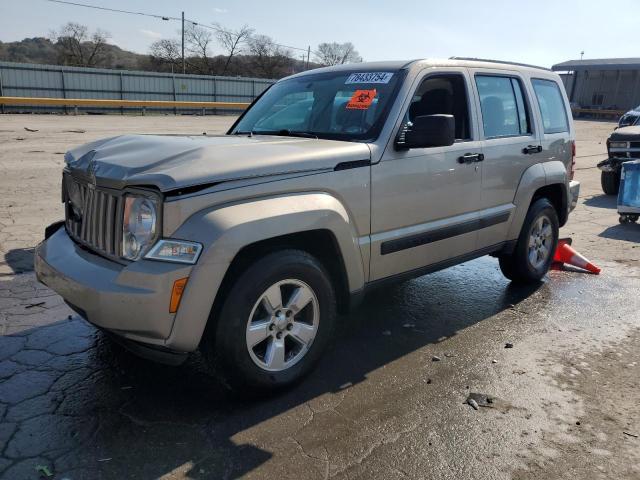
[{"left": 0, "top": 96, "right": 250, "bottom": 110}]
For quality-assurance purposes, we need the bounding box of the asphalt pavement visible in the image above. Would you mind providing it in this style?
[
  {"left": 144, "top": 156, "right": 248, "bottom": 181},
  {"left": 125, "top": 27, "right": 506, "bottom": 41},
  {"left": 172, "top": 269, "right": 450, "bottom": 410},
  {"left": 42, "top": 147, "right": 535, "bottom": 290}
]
[{"left": 1, "top": 115, "right": 639, "bottom": 480}]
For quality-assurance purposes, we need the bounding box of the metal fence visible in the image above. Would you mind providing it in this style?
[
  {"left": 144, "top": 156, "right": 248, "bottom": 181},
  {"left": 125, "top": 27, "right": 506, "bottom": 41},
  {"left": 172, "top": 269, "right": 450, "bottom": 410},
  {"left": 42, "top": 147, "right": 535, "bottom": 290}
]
[{"left": 0, "top": 61, "right": 275, "bottom": 114}]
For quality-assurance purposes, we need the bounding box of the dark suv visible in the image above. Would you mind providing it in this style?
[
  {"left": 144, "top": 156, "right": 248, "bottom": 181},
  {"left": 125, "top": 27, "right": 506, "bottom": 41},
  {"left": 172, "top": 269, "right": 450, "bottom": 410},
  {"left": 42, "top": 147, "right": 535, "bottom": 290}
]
[{"left": 599, "top": 126, "right": 640, "bottom": 194}]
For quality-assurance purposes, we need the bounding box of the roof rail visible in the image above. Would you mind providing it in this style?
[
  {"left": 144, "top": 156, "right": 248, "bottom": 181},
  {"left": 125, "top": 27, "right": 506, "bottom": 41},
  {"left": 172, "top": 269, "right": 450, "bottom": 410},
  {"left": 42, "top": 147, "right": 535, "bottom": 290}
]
[{"left": 449, "top": 57, "right": 551, "bottom": 72}]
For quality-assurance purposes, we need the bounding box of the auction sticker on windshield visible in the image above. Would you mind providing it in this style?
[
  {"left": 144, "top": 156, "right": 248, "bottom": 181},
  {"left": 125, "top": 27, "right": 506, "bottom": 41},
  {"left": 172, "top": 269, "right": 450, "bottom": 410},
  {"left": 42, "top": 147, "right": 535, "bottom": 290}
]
[
  {"left": 345, "top": 72, "right": 394, "bottom": 84},
  {"left": 346, "top": 89, "right": 377, "bottom": 110}
]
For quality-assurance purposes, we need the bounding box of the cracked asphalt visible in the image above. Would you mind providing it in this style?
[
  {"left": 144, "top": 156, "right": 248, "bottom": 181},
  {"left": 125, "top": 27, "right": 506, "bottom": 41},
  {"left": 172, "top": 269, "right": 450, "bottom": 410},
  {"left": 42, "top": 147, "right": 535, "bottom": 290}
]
[{"left": 1, "top": 115, "right": 640, "bottom": 479}]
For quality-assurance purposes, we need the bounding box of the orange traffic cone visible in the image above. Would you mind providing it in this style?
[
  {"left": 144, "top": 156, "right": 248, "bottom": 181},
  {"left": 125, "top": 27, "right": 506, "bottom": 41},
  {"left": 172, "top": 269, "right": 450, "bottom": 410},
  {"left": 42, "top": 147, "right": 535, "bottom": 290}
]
[{"left": 553, "top": 241, "right": 601, "bottom": 274}]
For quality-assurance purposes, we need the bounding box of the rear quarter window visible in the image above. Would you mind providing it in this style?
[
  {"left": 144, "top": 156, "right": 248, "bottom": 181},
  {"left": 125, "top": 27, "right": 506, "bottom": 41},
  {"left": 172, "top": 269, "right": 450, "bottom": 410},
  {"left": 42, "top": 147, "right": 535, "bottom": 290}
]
[{"left": 531, "top": 79, "right": 569, "bottom": 134}]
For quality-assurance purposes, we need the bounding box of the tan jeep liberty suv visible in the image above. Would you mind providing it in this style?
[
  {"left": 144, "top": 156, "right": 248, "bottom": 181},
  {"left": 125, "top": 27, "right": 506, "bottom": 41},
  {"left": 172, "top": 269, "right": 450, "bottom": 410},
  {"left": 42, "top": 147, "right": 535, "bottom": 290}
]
[{"left": 35, "top": 58, "right": 580, "bottom": 391}]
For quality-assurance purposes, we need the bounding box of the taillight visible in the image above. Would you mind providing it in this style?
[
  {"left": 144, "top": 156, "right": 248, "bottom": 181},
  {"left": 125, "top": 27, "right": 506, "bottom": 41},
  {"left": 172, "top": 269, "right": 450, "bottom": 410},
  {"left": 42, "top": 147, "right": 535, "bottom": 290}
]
[{"left": 570, "top": 140, "right": 576, "bottom": 180}]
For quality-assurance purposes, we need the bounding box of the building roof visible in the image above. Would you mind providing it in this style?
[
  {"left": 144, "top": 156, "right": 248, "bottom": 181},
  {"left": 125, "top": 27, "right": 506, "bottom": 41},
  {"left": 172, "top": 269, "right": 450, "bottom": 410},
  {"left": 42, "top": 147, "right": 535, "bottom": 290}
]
[{"left": 552, "top": 58, "right": 640, "bottom": 71}]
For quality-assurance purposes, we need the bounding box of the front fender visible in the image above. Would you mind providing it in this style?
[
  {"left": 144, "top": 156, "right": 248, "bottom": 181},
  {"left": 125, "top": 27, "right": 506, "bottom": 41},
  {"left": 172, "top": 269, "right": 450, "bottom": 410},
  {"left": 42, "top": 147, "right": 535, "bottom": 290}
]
[
  {"left": 507, "top": 161, "right": 568, "bottom": 239},
  {"left": 165, "top": 192, "right": 365, "bottom": 351}
]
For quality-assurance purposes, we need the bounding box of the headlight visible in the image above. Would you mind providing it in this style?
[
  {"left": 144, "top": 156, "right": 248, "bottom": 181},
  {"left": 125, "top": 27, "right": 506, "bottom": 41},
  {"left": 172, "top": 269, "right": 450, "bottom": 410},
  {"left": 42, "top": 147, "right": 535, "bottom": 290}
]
[
  {"left": 122, "top": 195, "right": 158, "bottom": 260},
  {"left": 609, "top": 141, "right": 628, "bottom": 149},
  {"left": 64, "top": 175, "right": 83, "bottom": 219},
  {"left": 144, "top": 239, "right": 202, "bottom": 264}
]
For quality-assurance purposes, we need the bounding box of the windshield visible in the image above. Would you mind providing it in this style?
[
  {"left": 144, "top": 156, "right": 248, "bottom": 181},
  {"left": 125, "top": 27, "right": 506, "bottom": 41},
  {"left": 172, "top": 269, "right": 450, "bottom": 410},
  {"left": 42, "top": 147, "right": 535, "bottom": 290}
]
[
  {"left": 619, "top": 113, "right": 640, "bottom": 127},
  {"left": 230, "top": 69, "right": 405, "bottom": 142}
]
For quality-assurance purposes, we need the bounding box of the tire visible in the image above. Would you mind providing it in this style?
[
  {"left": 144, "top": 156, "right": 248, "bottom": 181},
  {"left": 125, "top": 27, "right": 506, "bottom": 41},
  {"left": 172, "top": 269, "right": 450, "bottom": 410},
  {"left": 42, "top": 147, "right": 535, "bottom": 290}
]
[
  {"left": 601, "top": 170, "right": 620, "bottom": 195},
  {"left": 499, "top": 198, "right": 559, "bottom": 284},
  {"left": 203, "top": 249, "right": 337, "bottom": 393}
]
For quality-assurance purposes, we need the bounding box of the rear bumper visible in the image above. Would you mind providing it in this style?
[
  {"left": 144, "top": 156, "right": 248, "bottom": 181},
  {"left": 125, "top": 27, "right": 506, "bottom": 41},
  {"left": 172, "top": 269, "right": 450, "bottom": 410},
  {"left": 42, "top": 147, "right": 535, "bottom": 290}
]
[
  {"left": 569, "top": 180, "right": 580, "bottom": 212},
  {"left": 35, "top": 226, "right": 194, "bottom": 352}
]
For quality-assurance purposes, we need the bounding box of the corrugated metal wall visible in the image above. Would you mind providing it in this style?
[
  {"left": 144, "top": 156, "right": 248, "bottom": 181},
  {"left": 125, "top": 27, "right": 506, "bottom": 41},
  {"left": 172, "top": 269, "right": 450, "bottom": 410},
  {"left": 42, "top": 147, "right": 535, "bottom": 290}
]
[
  {"left": 0, "top": 61, "right": 274, "bottom": 113},
  {"left": 561, "top": 69, "right": 640, "bottom": 111}
]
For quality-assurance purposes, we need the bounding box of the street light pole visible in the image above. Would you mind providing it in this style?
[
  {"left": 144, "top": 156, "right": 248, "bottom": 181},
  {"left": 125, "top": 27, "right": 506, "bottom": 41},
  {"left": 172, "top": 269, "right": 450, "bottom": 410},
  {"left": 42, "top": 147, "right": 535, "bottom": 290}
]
[{"left": 181, "top": 11, "right": 185, "bottom": 74}]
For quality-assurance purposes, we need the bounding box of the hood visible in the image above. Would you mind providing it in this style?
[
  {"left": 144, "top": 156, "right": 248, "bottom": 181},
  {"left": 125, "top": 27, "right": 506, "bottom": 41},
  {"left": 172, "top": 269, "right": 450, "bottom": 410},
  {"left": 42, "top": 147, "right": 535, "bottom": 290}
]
[
  {"left": 609, "top": 126, "right": 640, "bottom": 142},
  {"left": 65, "top": 134, "right": 371, "bottom": 192}
]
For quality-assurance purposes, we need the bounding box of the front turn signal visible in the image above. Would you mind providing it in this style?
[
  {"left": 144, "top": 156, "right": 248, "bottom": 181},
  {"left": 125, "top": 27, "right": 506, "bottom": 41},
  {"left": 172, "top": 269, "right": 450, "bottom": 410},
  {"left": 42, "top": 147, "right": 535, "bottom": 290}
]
[{"left": 169, "top": 277, "right": 188, "bottom": 313}]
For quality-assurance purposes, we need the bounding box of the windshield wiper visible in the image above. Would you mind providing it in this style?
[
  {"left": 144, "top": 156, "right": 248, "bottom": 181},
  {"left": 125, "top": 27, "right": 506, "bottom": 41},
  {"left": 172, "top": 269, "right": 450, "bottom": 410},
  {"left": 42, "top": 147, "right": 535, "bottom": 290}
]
[
  {"left": 233, "top": 129, "right": 319, "bottom": 139},
  {"left": 253, "top": 129, "right": 319, "bottom": 139}
]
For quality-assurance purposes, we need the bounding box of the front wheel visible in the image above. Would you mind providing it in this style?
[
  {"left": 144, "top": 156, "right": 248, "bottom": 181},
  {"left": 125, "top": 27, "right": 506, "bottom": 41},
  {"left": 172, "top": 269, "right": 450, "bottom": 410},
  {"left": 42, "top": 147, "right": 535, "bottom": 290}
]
[
  {"left": 203, "top": 249, "right": 336, "bottom": 393},
  {"left": 499, "top": 198, "right": 559, "bottom": 284},
  {"left": 601, "top": 170, "right": 621, "bottom": 195}
]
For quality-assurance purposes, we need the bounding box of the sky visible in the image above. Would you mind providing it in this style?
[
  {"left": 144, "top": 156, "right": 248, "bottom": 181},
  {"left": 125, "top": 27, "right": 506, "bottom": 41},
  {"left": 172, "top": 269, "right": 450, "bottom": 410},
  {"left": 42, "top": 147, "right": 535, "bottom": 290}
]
[{"left": 2, "top": 0, "right": 640, "bottom": 68}]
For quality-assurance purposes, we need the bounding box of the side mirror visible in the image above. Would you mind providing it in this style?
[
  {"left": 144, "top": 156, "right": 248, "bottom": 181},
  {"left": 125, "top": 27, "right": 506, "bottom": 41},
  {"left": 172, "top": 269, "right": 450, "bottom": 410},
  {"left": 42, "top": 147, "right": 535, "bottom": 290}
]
[{"left": 396, "top": 114, "right": 455, "bottom": 150}]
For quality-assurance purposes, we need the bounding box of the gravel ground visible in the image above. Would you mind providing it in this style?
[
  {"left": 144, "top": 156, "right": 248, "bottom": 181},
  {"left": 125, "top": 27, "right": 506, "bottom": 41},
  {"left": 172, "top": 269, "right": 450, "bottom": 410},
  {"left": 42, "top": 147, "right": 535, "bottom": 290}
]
[{"left": 0, "top": 114, "right": 639, "bottom": 480}]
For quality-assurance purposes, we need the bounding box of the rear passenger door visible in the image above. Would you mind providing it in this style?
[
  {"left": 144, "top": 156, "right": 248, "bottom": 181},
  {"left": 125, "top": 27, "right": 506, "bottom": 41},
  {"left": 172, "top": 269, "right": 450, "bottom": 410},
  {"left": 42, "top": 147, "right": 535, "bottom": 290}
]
[{"left": 469, "top": 69, "right": 542, "bottom": 249}]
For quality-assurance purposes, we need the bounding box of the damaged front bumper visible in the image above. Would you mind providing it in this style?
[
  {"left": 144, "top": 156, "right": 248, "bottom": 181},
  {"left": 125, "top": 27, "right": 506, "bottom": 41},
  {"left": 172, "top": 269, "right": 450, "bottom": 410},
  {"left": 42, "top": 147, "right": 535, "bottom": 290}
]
[{"left": 34, "top": 224, "right": 193, "bottom": 364}]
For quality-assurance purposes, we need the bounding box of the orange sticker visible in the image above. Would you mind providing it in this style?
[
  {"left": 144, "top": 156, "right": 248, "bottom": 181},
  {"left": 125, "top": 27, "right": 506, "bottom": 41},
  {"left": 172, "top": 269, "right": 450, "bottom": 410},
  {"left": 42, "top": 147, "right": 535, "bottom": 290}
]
[{"left": 346, "top": 89, "right": 376, "bottom": 110}]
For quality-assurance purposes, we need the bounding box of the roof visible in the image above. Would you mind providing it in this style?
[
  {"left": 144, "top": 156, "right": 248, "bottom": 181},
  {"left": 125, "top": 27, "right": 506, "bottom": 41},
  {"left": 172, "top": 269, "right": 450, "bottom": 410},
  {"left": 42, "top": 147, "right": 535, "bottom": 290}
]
[
  {"left": 286, "top": 58, "right": 554, "bottom": 81},
  {"left": 552, "top": 58, "right": 640, "bottom": 71}
]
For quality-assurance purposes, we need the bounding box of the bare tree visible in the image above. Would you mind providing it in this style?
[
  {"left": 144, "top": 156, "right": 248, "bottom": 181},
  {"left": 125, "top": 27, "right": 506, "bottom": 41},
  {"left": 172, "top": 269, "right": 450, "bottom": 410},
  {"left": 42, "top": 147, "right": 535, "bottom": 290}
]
[
  {"left": 214, "top": 24, "right": 254, "bottom": 75},
  {"left": 149, "top": 39, "right": 182, "bottom": 71},
  {"left": 51, "top": 22, "right": 110, "bottom": 67},
  {"left": 184, "top": 24, "right": 215, "bottom": 74},
  {"left": 248, "top": 34, "right": 293, "bottom": 78},
  {"left": 315, "top": 42, "right": 361, "bottom": 66}
]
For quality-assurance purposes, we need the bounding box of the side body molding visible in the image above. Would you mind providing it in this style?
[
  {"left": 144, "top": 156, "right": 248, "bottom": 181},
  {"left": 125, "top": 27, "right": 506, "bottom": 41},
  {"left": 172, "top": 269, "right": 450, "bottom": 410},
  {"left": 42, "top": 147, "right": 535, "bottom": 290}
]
[
  {"left": 507, "top": 161, "right": 568, "bottom": 240},
  {"left": 165, "top": 192, "right": 366, "bottom": 351}
]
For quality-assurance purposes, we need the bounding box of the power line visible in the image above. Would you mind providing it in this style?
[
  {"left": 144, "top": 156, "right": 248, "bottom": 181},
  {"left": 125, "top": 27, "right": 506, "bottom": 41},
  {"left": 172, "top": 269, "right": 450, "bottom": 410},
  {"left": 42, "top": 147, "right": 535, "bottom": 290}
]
[
  {"left": 46, "top": 0, "right": 178, "bottom": 21},
  {"left": 44, "top": 0, "right": 316, "bottom": 55}
]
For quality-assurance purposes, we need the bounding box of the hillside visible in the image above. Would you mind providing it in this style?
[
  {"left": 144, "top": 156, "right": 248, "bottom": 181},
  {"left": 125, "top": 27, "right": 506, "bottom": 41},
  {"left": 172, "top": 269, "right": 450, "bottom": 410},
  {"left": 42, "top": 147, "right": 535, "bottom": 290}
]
[
  {"left": 0, "top": 37, "right": 147, "bottom": 71},
  {"left": 0, "top": 37, "right": 315, "bottom": 78}
]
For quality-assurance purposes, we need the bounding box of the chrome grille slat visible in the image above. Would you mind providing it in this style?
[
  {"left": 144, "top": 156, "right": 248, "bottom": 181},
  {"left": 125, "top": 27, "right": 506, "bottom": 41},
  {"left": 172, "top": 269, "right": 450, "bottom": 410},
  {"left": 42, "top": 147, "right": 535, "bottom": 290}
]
[
  {"left": 63, "top": 173, "right": 122, "bottom": 259},
  {"left": 114, "top": 196, "right": 124, "bottom": 257},
  {"left": 105, "top": 194, "right": 116, "bottom": 254},
  {"left": 88, "top": 188, "right": 97, "bottom": 246},
  {"left": 96, "top": 191, "right": 105, "bottom": 251},
  {"left": 80, "top": 186, "right": 91, "bottom": 240}
]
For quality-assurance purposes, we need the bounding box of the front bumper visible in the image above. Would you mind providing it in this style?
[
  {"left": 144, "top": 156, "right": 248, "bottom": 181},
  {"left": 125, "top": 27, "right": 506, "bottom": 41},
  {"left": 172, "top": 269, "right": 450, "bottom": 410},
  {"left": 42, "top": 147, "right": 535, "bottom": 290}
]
[
  {"left": 569, "top": 180, "right": 580, "bottom": 212},
  {"left": 598, "top": 157, "right": 628, "bottom": 172},
  {"left": 35, "top": 226, "right": 194, "bottom": 353}
]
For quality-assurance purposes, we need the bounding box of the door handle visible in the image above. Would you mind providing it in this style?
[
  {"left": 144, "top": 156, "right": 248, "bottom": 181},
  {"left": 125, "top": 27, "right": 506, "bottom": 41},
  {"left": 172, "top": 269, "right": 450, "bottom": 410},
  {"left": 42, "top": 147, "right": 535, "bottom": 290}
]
[
  {"left": 458, "top": 153, "right": 484, "bottom": 164},
  {"left": 523, "top": 145, "right": 542, "bottom": 154}
]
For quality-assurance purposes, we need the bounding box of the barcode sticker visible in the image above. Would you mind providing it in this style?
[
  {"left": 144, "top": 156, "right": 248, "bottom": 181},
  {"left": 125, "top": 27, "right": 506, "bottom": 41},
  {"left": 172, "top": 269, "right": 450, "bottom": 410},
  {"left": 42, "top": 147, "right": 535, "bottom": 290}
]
[{"left": 345, "top": 72, "right": 394, "bottom": 84}]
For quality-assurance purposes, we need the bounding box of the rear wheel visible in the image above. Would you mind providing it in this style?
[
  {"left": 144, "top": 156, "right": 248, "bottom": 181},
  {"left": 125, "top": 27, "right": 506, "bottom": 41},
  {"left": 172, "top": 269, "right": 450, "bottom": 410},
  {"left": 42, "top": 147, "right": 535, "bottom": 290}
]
[
  {"left": 499, "top": 198, "right": 559, "bottom": 284},
  {"left": 601, "top": 170, "right": 621, "bottom": 195},
  {"left": 203, "top": 249, "right": 336, "bottom": 393}
]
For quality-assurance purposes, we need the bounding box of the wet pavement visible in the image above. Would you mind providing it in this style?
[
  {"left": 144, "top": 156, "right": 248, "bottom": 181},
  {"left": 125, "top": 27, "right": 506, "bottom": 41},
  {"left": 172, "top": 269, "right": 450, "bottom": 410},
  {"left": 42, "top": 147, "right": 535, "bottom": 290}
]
[{"left": 1, "top": 116, "right": 640, "bottom": 479}]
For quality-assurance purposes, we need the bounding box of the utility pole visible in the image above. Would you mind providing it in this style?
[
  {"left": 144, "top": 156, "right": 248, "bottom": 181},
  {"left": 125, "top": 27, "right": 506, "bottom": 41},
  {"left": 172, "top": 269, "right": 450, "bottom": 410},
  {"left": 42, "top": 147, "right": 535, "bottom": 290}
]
[
  {"left": 181, "top": 11, "right": 185, "bottom": 74},
  {"left": 306, "top": 46, "right": 310, "bottom": 69},
  {"left": 580, "top": 51, "right": 584, "bottom": 60}
]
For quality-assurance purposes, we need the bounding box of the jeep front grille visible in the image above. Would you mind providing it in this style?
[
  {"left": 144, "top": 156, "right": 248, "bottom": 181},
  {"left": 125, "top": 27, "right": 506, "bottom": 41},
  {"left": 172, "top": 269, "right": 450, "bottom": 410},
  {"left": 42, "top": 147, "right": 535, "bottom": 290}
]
[{"left": 63, "top": 173, "right": 122, "bottom": 258}]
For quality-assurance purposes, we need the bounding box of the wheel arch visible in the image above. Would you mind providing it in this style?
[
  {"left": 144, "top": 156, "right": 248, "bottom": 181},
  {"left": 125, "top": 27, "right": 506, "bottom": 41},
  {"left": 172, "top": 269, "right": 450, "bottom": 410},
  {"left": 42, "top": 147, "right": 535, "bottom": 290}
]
[
  {"left": 508, "top": 162, "right": 569, "bottom": 239},
  {"left": 202, "top": 229, "right": 351, "bottom": 348},
  {"left": 531, "top": 183, "right": 568, "bottom": 226}
]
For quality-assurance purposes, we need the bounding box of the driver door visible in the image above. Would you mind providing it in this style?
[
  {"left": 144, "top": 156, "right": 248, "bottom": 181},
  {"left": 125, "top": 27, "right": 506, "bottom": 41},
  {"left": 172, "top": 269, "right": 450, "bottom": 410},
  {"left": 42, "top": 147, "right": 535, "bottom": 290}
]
[{"left": 369, "top": 69, "right": 483, "bottom": 281}]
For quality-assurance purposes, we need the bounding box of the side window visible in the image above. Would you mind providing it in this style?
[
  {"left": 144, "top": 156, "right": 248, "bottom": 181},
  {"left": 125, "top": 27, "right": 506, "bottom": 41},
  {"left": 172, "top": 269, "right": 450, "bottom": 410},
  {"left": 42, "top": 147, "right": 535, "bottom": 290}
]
[
  {"left": 475, "top": 75, "right": 532, "bottom": 139},
  {"left": 408, "top": 74, "right": 471, "bottom": 140},
  {"left": 532, "top": 79, "right": 570, "bottom": 134}
]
